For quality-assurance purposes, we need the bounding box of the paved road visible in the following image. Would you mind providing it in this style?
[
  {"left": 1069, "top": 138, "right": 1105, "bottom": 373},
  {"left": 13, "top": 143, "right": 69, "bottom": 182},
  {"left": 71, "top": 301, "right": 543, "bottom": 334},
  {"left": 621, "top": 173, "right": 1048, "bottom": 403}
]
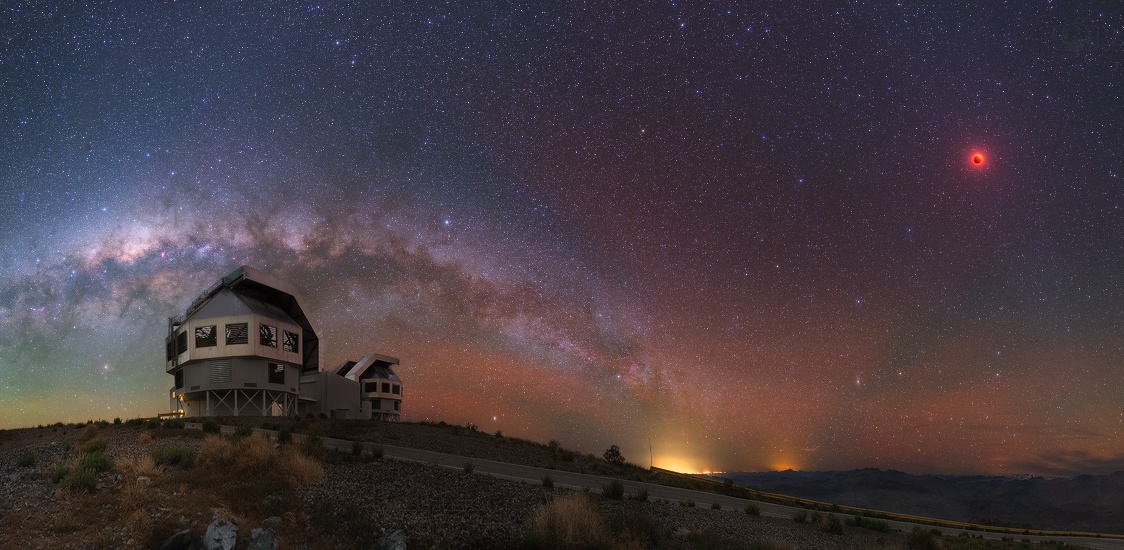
[{"left": 208, "top": 424, "right": 1124, "bottom": 550}]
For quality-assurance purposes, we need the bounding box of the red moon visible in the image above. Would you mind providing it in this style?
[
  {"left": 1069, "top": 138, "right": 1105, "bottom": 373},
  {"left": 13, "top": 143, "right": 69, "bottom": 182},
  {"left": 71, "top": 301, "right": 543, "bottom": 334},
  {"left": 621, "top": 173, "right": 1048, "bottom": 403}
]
[{"left": 971, "top": 153, "right": 985, "bottom": 166}]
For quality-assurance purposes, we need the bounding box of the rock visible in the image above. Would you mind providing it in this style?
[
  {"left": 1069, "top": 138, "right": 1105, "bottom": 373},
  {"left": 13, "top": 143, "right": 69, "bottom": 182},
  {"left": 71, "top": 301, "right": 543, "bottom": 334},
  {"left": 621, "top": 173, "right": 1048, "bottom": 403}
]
[
  {"left": 378, "top": 529, "right": 409, "bottom": 550},
  {"left": 204, "top": 516, "right": 238, "bottom": 550},
  {"left": 247, "top": 527, "right": 278, "bottom": 550},
  {"left": 160, "top": 529, "right": 204, "bottom": 550},
  {"left": 262, "top": 516, "right": 283, "bottom": 530}
]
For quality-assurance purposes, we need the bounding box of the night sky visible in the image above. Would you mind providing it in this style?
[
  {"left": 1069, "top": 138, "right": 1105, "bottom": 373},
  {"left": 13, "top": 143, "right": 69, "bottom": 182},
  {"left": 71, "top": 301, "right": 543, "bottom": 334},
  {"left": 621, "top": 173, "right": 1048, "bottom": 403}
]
[{"left": 2, "top": 2, "right": 1123, "bottom": 477}]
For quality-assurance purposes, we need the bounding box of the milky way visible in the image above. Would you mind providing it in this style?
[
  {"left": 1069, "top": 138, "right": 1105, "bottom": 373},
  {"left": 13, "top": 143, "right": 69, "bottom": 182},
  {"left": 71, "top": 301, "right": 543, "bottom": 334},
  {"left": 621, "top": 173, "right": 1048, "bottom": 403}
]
[{"left": 2, "top": 2, "right": 1124, "bottom": 476}]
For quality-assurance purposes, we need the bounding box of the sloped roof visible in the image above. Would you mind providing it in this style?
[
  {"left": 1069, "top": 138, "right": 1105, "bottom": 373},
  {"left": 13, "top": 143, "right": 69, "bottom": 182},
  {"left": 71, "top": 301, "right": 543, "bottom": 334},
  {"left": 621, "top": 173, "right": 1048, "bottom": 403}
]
[
  {"left": 175, "top": 266, "right": 322, "bottom": 371},
  {"left": 335, "top": 353, "right": 400, "bottom": 381}
]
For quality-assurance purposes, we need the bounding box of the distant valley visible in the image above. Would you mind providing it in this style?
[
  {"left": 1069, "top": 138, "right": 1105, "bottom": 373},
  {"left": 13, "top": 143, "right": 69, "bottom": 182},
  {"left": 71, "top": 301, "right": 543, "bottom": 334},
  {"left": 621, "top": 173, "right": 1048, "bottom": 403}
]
[{"left": 720, "top": 469, "right": 1124, "bottom": 534}]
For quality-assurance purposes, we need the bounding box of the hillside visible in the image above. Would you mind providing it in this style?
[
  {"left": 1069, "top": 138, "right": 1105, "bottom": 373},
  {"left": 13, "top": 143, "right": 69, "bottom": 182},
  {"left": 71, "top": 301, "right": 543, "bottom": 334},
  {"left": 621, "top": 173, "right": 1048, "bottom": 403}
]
[{"left": 0, "top": 419, "right": 1097, "bottom": 549}]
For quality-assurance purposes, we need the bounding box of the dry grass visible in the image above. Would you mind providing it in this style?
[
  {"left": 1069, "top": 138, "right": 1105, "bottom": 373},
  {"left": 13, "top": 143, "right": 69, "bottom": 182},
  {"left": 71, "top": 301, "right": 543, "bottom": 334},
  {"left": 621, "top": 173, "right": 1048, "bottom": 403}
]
[
  {"left": 523, "top": 494, "right": 610, "bottom": 549},
  {"left": 81, "top": 423, "right": 100, "bottom": 441},
  {"left": 281, "top": 446, "right": 325, "bottom": 485},
  {"left": 198, "top": 435, "right": 238, "bottom": 466},
  {"left": 137, "top": 431, "right": 153, "bottom": 445}
]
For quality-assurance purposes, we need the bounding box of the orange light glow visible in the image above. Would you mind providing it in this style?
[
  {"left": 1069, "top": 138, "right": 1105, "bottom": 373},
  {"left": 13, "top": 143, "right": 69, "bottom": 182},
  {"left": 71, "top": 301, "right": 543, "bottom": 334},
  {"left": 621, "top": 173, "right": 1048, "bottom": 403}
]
[{"left": 971, "top": 153, "right": 985, "bottom": 166}]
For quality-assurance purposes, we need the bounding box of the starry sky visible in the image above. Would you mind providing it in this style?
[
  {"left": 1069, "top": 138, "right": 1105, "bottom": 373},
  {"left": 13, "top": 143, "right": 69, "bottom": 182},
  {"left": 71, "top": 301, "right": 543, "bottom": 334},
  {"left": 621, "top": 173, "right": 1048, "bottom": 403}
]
[{"left": 2, "top": 2, "right": 1123, "bottom": 477}]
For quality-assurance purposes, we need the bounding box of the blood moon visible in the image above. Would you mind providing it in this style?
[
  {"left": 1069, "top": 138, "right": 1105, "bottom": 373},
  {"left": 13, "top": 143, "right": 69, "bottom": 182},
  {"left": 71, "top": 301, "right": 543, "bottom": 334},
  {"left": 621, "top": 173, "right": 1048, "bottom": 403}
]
[{"left": 970, "top": 153, "right": 985, "bottom": 167}]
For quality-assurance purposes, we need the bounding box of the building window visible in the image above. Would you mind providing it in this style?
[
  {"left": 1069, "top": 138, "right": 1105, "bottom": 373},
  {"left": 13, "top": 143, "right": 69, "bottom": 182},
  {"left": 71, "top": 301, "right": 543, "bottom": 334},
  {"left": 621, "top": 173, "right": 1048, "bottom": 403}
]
[
  {"left": 283, "top": 330, "right": 299, "bottom": 353},
  {"left": 267, "top": 362, "right": 285, "bottom": 385},
  {"left": 393, "top": 401, "right": 400, "bottom": 411},
  {"left": 174, "top": 369, "right": 184, "bottom": 389},
  {"left": 382, "top": 382, "right": 391, "bottom": 393},
  {"left": 392, "top": 384, "right": 400, "bottom": 395},
  {"left": 371, "top": 399, "right": 381, "bottom": 410},
  {"left": 176, "top": 331, "right": 188, "bottom": 356},
  {"left": 226, "top": 323, "right": 249, "bottom": 345},
  {"left": 364, "top": 382, "right": 378, "bottom": 393},
  {"left": 260, "top": 324, "right": 277, "bottom": 348},
  {"left": 166, "top": 340, "right": 174, "bottom": 361},
  {"left": 195, "top": 325, "right": 217, "bottom": 348}
]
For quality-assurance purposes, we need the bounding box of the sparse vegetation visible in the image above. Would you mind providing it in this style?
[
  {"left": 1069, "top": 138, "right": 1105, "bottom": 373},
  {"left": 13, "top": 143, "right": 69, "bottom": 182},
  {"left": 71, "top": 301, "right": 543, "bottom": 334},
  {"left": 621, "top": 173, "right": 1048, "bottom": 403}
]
[
  {"left": 352, "top": 440, "right": 364, "bottom": 456},
  {"left": 822, "top": 513, "right": 844, "bottom": 535},
  {"left": 712, "top": 501, "right": 722, "bottom": 510},
  {"left": 201, "top": 417, "right": 221, "bottom": 433},
  {"left": 277, "top": 425, "right": 293, "bottom": 444},
  {"left": 847, "top": 513, "right": 891, "bottom": 533},
  {"left": 746, "top": 503, "right": 760, "bottom": 516},
  {"left": 150, "top": 443, "right": 196, "bottom": 468},
  {"left": 542, "top": 474, "right": 554, "bottom": 488},
  {"left": 602, "top": 479, "right": 625, "bottom": 500},
  {"left": 633, "top": 486, "right": 649, "bottom": 502},
  {"left": 793, "top": 509, "right": 808, "bottom": 524},
  {"left": 463, "top": 461, "right": 474, "bottom": 473},
  {"left": 17, "top": 450, "right": 35, "bottom": 468},
  {"left": 907, "top": 525, "right": 942, "bottom": 550}
]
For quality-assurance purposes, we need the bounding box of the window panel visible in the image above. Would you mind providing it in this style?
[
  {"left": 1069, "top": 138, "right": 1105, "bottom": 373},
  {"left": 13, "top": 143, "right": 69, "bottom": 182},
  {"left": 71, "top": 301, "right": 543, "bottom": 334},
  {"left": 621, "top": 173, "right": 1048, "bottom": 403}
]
[
  {"left": 260, "top": 324, "right": 277, "bottom": 348},
  {"left": 174, "top": 369, "right": 184, "bottom": 389},
  {"left": 176, "top": 332, "right": 188, "bottom": 356},
  {"left": 382, "top": 382, "right": 391, "bottom": 393},
  {"left": 226, "top": 323, "right": 249, "bottom": 345},
  {"left": 282, "top": 330, "right": 299, "bottom": 353},
  {"left": 195, "top": 325, "right": 217, "bottom": 348}
]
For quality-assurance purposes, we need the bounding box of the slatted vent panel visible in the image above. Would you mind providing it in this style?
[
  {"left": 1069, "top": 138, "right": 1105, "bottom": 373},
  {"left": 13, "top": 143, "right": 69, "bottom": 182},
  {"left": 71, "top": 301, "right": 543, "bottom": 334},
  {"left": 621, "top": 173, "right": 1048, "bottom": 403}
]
[{"left": 209, "top": 360, "right": 232, "bottom": 383}]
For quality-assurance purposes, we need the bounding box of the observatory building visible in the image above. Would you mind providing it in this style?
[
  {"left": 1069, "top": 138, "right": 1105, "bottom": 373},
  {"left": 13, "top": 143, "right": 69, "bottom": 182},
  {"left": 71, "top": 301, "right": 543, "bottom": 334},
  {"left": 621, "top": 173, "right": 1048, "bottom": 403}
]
[{"left": 166, "top": 266, "right": 403, "bottom": 419}]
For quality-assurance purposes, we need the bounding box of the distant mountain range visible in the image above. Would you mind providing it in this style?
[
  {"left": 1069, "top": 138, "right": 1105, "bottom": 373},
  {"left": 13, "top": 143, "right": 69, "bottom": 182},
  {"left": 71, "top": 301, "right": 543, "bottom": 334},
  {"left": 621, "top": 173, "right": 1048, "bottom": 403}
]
[{"left": 719, "top": 469, "right": 1124, "bottom": 534}]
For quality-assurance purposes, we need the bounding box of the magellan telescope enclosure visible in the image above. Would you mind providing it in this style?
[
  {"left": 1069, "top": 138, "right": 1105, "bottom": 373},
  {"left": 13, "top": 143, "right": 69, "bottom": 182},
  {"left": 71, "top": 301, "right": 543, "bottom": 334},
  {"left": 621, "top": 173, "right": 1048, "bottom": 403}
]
[{"left": 166, "top": 266, "right": 402, "bottom": 420}]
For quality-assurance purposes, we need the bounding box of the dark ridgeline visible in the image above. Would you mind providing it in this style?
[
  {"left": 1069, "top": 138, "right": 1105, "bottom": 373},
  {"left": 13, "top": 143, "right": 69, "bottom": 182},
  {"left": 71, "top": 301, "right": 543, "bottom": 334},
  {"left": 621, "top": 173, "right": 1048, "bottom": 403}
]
[{"left": 724, "top": 469, "right": 1124, "bottom": 534}]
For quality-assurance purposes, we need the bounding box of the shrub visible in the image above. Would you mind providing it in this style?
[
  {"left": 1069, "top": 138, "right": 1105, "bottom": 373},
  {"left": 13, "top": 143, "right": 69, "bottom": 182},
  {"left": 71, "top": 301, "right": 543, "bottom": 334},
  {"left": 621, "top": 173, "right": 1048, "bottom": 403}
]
[
  {"left": 138, "top": 431, "right": 154, "bottom": 445},
  {"left": 151, "top": 444, "right": 195, "bottom": 468},
  {"left": 907, "top": 526, "right": 942, "bottom": 550},
  {"left": 611, "top": 510, "right": 666, "bottom": 548},
  {"left": 17, "top": 451, "right": 35, "bottom": 468},
  {"left": 77, "top": 449, "right": 112, "bottom": 473},
  {"left": 198, "top": 435, "right": 237, "bottom": 466},
  {"left": 548, "top": 439, "right": 561, "bottom": 453},
  {"left": 352, "top": 440, "right": 364, "bottom": 456},
  {"left": 302, "top": 434, "right": 326, "bottom": 459},
  {"left": 234, "top": 426, "right": 254, "bottom": 438},
  {"left": 277, "top": 426, "right": 293, "bottom": 444},
  {"left": 62, "top": 466, "right": 98, "bottom": 492},
  {"left": 542, "top": 474, "right": 554, "bottom": 488},
  {"left": 81, "top": 423, "right": 100, "bottom": 441},
  {"left": 495, "top": 430, "right": 504, "bottom": 439},
  {"left": 164, "top": 418, "right": 185, "bottom": 430},
  {"left": 634, "top": 487, "right": 649, "bottom": 502},
  {"left": 201, "top": 418, "right": 221, "bottom": 433},
  {"left": 793, "top": 510, "right": 808, "bottom": 524},
  {"left": 237, "top": 436, "right": 276, "bottom": 469},
  {"left": 823, "top": 513, "right": 844, "bottom": 535},
  {"left": 281, "top": 446, "right": 324, "bottom": 485},
  {"left": 49, "top": 462, "right": 70, "bottom": 484},
  {"left": 522, "top": 494, "right": 609, "bottom": 549},
  {"left": 746, "top": 503, "right": 760, "bottom": 516},
  {"left": 80, "top": 438, "right": 107, "bottom": 455},
  {"left": 145, "top": 419, "right": 160, "bottom": 430},
  {"left": 602, "top": 479, "right": 624, "bottom": 500},
  {"left": 370, "top": 445, "right": 384, "bottom": 459},
  {"left": 463, "top": 461, "right": 474, "bottom": 473},
  {"left": 603, "top": 444, "right": 625, "bottom": 465},
  {"left": 113, "top": 417, "right": 122, "bottom": 425}
]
